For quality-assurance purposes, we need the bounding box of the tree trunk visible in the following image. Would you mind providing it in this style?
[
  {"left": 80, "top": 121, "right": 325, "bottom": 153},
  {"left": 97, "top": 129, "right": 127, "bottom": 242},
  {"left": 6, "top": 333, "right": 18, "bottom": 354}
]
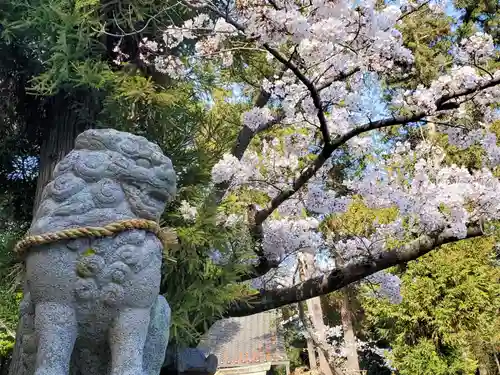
[
  {"left": 32, "top": 90, "right": 102, "bottom": 213},
  {"left": 9, "top": 89, "right": 102, "bottom": 375},
  {"left": 306, "top": 336, "right": 318, "bottom": 371},
  {"left": 298, "top": 302, "right": 317, "bottom": 370},
  {"left": 340, "top": 286, "right": 360, "bottom": 375},
  {"left": 299, "top": 253, "right": 335, "bottom": 375},
  {"left": 477, "top": 363, "right": 489, "bottom": 375}
]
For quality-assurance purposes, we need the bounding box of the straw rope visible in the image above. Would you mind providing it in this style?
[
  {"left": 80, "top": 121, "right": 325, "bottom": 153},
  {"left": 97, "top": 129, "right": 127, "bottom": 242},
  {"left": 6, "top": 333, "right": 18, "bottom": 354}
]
[{"left": 14, "top": 219, "right": 177, "bottom": 256}]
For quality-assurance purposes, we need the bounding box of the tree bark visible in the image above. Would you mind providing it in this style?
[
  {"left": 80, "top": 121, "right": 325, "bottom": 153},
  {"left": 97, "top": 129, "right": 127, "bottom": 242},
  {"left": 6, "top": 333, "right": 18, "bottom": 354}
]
[
  {"left": 32, "top": 90, "right": 102, "bottom": 214},
  {"left": 477, "top": 363, "right": 489, "bottom": 375},
  {"left": 297, "top": 302, "right": 317, "bottom": 371},
  {"left": 299, "top": 253, "right": 336, "bottom": 375},
  {"left": 306, "top": 336, "right": 318, "bottom": 371},
  {"left": 340, "top": 286, "right": 360, "bottom": 375},
  {"left": 9, "top": 89, "right": 103, "bottom": 375}
]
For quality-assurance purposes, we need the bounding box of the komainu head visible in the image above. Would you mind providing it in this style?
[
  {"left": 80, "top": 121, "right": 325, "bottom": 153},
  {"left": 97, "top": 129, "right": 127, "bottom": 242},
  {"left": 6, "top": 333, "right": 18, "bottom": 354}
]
[
  {"left": 34, "top": 129, "right": 177, "bottom": 229},
  {"left": 74, "top": 129, "right": 177, "bottom": 220}
]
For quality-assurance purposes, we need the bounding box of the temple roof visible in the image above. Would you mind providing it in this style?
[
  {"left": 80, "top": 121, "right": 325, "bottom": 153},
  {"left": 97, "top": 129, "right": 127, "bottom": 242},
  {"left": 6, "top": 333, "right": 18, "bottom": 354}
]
[{"left": 197, "top": 310, "right": 289, "bottom": 368}]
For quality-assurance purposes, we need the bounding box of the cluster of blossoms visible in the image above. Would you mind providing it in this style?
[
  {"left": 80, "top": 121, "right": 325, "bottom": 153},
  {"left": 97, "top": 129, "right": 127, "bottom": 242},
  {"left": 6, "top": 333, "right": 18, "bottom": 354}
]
[
  {"left": 179, "top": 200, "right": 198, "bottom": 222},
  {"left": 211, "top": 133, "right": 318, "bottom": 201},
  {"left": 453, "top": 32, "right": 496, "bottom": 64},
  {"left": 135, "top": 37, "right": 187, "bottom": 78},
  {"left": 262, "top": 218, "right": 324, "bottom": 260},
  {"left": 440, "top": 121, "right": 500, "bottom": 167},
  {"left": 400, "top": 0, "right": 446, "bottom": 13},
  {"left": 162, "top": 0, "right": 415, "bottom": 76},
  {"left": 154, "top": 0, "right": 418, "bottom": 134},
  {"left": 211, "top": 153, "right": 243, "bottom": 184},
  {"left": 348, "top": 140, "right": 500, "bottom": 239},
  {"left": 393, "top": 66, "right": 500, "bottom": 113},
  {"left": 163, "top": 15, "right": 238, "bottom": 55},
  {"left": 366, "top": 271, "right": 403, "bottom": 304},
  {"left": 241, "top": 107, "right": 274, "bottom": 132}
]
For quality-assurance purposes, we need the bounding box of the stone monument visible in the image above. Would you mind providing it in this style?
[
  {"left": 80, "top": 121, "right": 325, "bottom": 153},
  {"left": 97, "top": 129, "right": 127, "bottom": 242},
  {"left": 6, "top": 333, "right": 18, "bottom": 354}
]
[{"left": 10, "top": 129, "right": 177, "bottom": 375}]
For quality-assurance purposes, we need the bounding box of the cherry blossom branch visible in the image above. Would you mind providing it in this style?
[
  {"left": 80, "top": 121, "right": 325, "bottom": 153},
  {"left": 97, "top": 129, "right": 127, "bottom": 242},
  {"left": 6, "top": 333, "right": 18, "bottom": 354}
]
[
  {"left": 263, "top": 45, "right": 331, "bottom": 145},
  {"left": 317, "top": 67, "right": 361, "bottom": 91},
  {"left": 225, "top": 225, "right": 484, "bottom": 316},
  {"left": 237, "top": 74, "right": 499, "bottom": 279},
  {"left": 181, "top": 0, "right": 332, "bottom": 145},
  {"left": 212, "top": 86, "right": 285, "bottom": 204},
  {"left": 397, "top": 1, "right": 431, "bottom": 22},
  {"left": 254, "top": 75, "right": 500, "bottom": 225},
  {"left": 229, "top": 64, "right": 356, "bottom": 170}
]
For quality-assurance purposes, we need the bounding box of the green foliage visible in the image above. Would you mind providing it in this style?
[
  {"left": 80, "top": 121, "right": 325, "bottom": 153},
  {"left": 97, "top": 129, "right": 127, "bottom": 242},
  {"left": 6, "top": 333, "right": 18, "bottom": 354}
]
[
  {"left": 161, "top": 200, "right": 256, "bottom": 345},
  {"left": 362, "top": 237, "right": 500, "bottom": 375},
  {"left": 322, "top": 198, "right": 398, "bottom": 240},
  {"left": 395, "top": 9, "right": 454, "bottom": 88},
  {"left": 0, "top": 228, "right": 24, "bottom": 357},
  {"left": 453, "top": 0, "right": 499, "bottom": 43},
  {"left": 1, "top": 0, "right": 102, "bottom": 95}
]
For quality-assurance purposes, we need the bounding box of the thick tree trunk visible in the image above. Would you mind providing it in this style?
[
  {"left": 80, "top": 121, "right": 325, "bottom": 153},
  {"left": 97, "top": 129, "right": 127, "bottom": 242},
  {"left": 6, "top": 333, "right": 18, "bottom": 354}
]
[
  {"left": 340, "top": 286, "right": 360, "bottom": 375},
  {"left": 32, "top": 91, "right": 102, "bottom": 213},
  {"left": 9, "top": 89, "right": 102, "bottom": 375}
]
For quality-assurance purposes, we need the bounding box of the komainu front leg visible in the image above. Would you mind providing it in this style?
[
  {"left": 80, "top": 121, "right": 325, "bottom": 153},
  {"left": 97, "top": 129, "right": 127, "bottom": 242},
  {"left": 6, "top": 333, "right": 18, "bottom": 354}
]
[
  {"left": 109, "top": 307, "right": 151, "bottom": 375},
  {"left": 143, "top": 296, "right": 171, "bottom": 375},
  {"left": 34, "top": 302, "right": 77, "bottom": 375}
]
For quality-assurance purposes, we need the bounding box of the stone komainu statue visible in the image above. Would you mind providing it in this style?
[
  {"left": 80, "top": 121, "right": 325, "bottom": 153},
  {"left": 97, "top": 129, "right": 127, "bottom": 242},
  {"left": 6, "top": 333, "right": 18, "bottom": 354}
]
[{"left": 12, "top": 129, "right": 177, "bottom": 375}]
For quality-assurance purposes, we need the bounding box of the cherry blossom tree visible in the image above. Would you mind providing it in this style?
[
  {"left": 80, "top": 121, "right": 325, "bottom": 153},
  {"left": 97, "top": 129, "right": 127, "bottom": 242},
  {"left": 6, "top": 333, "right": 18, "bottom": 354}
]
[{"left": 154, "top": 0, "right": 500, "bottom": 319}]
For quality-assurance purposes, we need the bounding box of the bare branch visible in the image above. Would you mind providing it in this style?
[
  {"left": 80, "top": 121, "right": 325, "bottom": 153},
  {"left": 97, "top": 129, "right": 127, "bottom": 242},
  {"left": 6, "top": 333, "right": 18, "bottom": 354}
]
[
  {"left": 225, "top": 225, "right": 484, "bottom": 317},
  {"left": 92, "top": 2, "right": 182, "bottom": 37}
]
